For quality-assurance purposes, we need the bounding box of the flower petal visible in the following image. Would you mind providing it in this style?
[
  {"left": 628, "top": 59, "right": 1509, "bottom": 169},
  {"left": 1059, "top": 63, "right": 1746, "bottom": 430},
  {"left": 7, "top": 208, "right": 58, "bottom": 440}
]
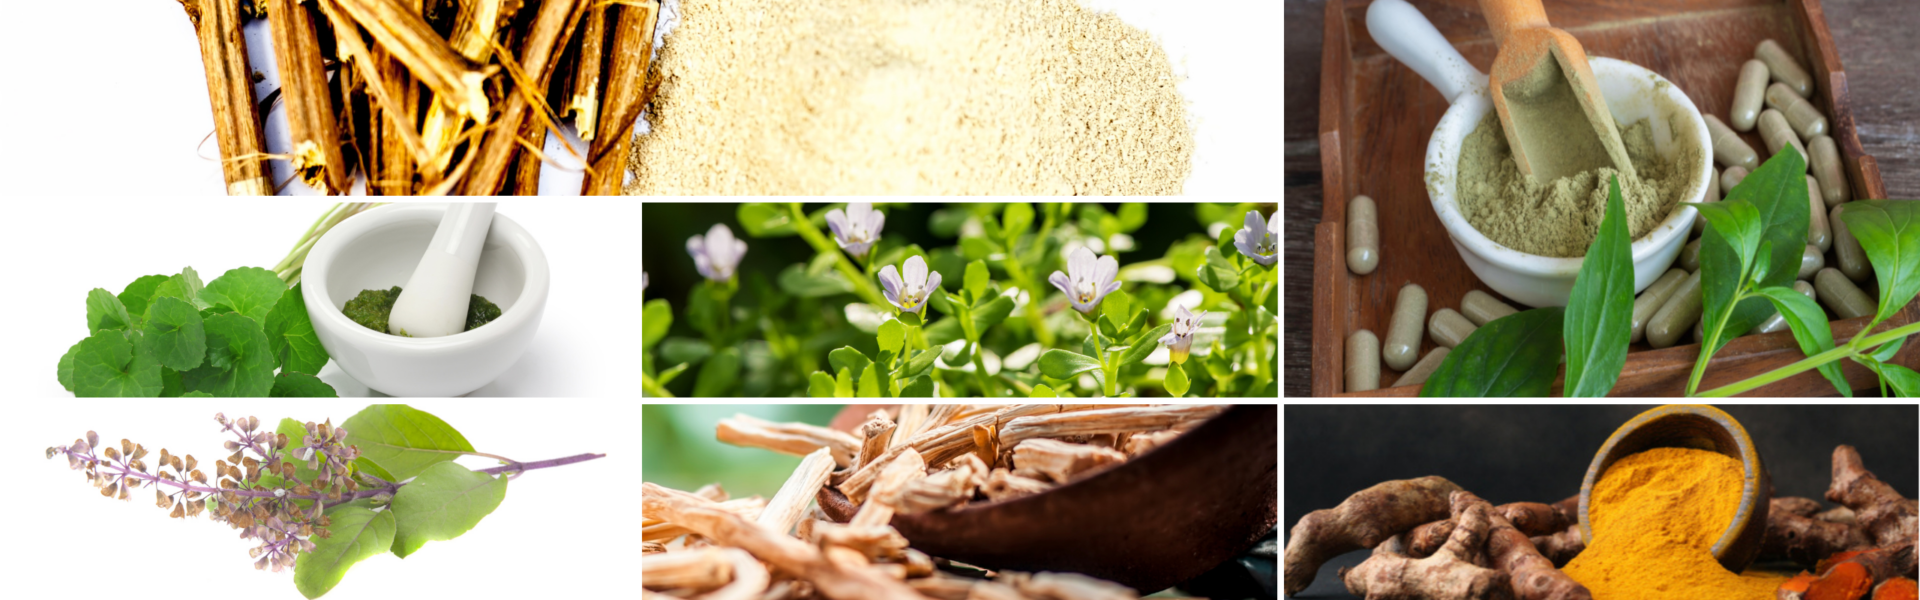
[
  {"left": 904, "top": 255, "right": 929, "bottom": 286},
  {"left": 1244, "top": 210, "right": 1267, "bottom": 238},
  {"left": 1159, "top": 332, "right": 1178, "bottom": 346},
  {"left": 879, "top": 265, "right": 904, "bottom": 300},
  {"left": 1048, "top": 271, "right": 1073, "bottom": 297},
  {"left": 826, "top": 209, "right": 849, "bottom": 240},
  {"left": 847, "top": 203, "right": 871, "bottom": 227},
  {"left": 1069, "top": 246, "right": 1096, "bottom": 279},
  {"left": 867, "top": 209, "right": 886, "bottom": 238},
  {"left": 924, "top": 271, "right": 943, "bottom": 295},
  {"left": 729, "top": 238, "right": 748, "bottom": 272},
  {"left": 1096, "top": 280, "right": 1122, "bottom": 304},
  {"left": 1093, "top": 255, "right": 1119, "bottom": 287}
]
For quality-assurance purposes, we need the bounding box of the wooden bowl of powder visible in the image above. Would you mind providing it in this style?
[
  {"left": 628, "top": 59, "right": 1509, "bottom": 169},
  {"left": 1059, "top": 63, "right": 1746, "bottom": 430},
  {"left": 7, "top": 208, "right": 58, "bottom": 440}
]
[{"left": 1578, "top": 404, "right": 1772, "bottom": 573}]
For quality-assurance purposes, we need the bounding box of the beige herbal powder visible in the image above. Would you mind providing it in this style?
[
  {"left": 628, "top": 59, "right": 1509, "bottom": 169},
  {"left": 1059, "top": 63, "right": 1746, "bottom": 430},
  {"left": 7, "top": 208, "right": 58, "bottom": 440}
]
[{"left": 627, "top": 0, "right": 1193, "bottom": 195}]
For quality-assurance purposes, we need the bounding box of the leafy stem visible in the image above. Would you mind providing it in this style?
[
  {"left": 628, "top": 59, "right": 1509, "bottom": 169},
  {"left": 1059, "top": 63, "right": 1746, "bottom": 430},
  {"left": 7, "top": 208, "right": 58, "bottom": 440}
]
[
  {"left": 60, "top": 446, "right": 603, "bottom": 502},
  {"left": 785, "top": 203, "right": 890, "bottom": 308},
  {"left": 1697, "top": 319, "right": 1920, "bottom": 397}
]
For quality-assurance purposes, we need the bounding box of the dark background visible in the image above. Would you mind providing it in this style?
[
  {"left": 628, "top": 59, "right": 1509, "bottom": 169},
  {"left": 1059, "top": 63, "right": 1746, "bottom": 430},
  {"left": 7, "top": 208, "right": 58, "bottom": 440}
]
[
  {"left": 1283, "top": 404, "right": 1918, "bottom": 597},
  {"left": 1282, "top": 0, "right": 1920, "bottom": 396}
]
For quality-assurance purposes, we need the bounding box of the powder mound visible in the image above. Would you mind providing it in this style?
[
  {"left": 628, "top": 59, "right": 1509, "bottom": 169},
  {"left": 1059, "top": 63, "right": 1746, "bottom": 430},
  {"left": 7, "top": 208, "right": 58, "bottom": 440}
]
[
  {"left": 627, "top": 0, "right": 1193, "bottom": 195},
  {"left": 1457, "top": 114, "right": 1702, "bottom": 257}
]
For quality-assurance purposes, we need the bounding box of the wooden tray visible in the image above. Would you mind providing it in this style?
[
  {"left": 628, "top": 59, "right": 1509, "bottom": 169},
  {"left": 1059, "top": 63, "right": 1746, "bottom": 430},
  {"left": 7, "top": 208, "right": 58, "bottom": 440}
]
[{"left": 1309, "top": 0, "right": 1919, "bottom": 397}]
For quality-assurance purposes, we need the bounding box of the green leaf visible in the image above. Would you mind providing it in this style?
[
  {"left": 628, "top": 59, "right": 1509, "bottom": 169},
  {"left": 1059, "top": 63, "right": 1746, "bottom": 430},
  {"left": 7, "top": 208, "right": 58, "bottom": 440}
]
[
  {"left": 276, "top": 418, "right": 328, "bottom": 487},
  {"left": 1103, "top": 290, "right": 1134, "bottom": 323},
  {"left": 1563, "top": 176, "right": 1635, "bottom": 398},
  {"left": 1039, "top": 349, "right": 1102, "bottom": 379},
  {"left": 878, "top": 319, "right": 905, "bottom": 354},
  {"left": 924, "top": 317, "right": 964, "bottom": 346},
  {"left": 160, "top": 369, "right": 184, "bottom": 398},
  {"left": 57, "top": 339, "right": 83, "bottom": 392},
  {"left": 137, "top": 296, "right": 207, "bottom": 372},
  {"left": 686, "top": 285, "right": 721, "bottom": 338},
  {"left": 971, "top": 296, "right": 1015, "bottom": 332},
  {"left": 86, "top": 288, "right": 135, "bottom": 333},
  {"left": 1878, "top": 364, "right": 1920, "bottom": 397},
  {"left": 1196, "top": 247, "right": 1241, "bottom": 292},
  {"left": 1696, "top": 202, "right": 1778, "bottom": 356},
  {"left": 149, "top": 267, "right": 211, "bottom": 312},
  {"left": 1867, "top": 338, "right": 1905, "bottom": 364},
  {"left": 960, "top": 237, "right": 1002, "bottom": 261},
  {"left": 693, "top": 348, "right": 742, "bottom": 397},
  {"left": 1029, "top": 384, "right": 1058, "bottom": 398},
  {"left": 808, "top": 371, "right": 836, "bottom": 397},
  {"left": 1755, "top": 286, "right": 1851, "bottom": 397},
  {"left": 930, "top": 209, "right": 971, "bottom": 238},
  {"left": 834, "top": 367, "right": 855, "bottom": 398},
  {"left": 341, "top": 405, "right": 477, "bottom": 481},
  {"left": 1216, "top": 226, "right": 1240, "bottom": 261},
  {"left": 199, "top": 267, "right": 286, "bottom": 324},
  {"left": 1837, "top": 200, "right": 1920, "bottom": 325},
  {"left": 1164, "top": 363, "right": 1192, "bottom": 397},
  {"left": 179, "top": 313, "right": 274, "bottom": 397},
  {"left": 928, "top": 287, "right": 957, "bottom": 315},
  {"left": 655, "top": 362, "right": 692, "bottom": 386},
  {"left": 118, "top": 275, "right": 170, "bottom": 323},
  {"left": 389, "top": 462, "right": 508, "bottom": 558},
  {"left": 642, "top": 299, "right": 673, "bottom": 350},
  {"left": 828, "top": 346, "right": 873, "bottom": 378},
  {"left": 902, "top": 348, "right": 940, "bottom": 379},
  {"left": 1420, "top": 307, "right": 1566, "bottom": 397},
  {"left": 1120, "top": 323, "right": 1173, "bottom": 365},
  {"left": 950, "top": 341, "right": 975, "bottom": 365},
  {"left": 858, "top": 364, "right": 883, "bottom": 397},
  {"left": 1002, "top": 203, "right": 1034, "bottom": 236},
  {"left": 1097, "top": 313, "right": 1120, "bottom": 339},
  {"left": 1117, "top": 203, "right": 1148, "bottom": 233},
  {"left": 900, "top": 375, "right": 934, "bottom": 397},
  {"left": 1690, "top": 200, "right": 1763, "bottom": 268},
  {"left": 294, "top": 505, "right": 395, "bottom": 599},
  {"left": 265, "top": 283, "right": 328, "bottom": 375},
  {"left": 1703, "top": 148, "right": 1812, "bottom": 354},
  {"left": 737, "top": 202, "right": 798, "bottom": 237},
  {"left": 1120, "top": 308, "right": 1148, "bottom": 340},
  {"left": 270, "top": 372, "right": 339, "bottom": 397},
  {"left": 72, "top": 329, "right": 163, "bottom": 397},
  {"left": 964, "top": 260, "right": 991, "bottom": 301},
  {"left": 660, "top": 338, "right": 713, "bottom": 366},
  {"left": 897, "top": 311, "right": 923, "bottom": 327},
  {"left": 778, "top": 263, "right": 855, "bottom": 298}
]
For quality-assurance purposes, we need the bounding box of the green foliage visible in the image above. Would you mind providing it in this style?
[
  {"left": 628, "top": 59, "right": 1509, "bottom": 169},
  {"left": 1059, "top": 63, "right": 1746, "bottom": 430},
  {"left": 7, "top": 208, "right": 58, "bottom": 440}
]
[
  {"left": 1196, "top": 247, "right": 1240, "bottom": 292},
  {"left": 87, "top": 288, "right": 135, "bottom": 332},
  {"left": 270, "top": 372, "right": 339, "bottom": 397},
  {"left": 265, "top": 284, "right": 329, "bottom": 375},
  {"left": 1164, "top": 363, "right": 1191, "bottom": 397},
  {"left": 1038, "top": 349, "right": 1101, "bottom": 379},
  {"left": 117, "top": 275, "right": 171, "bottom": 320},
  {"left": 1562, "top": 176, "right": 1634, "bottom": 397},
  {"left": 72, "top": 329, "right": 163, "bottom": 397},
  {"left": 140, "top": 297, "right": 207, "bottom": 371},
  {"left": 389, "top": 462, "right": 508, "bottom": 558},
  {"left": 643, "top": 299, "right": 674, "bottom": 350},
  {"left": 294, "top": 505, "right": 395, "bottom": 599},
  {"left": 878, "top": 320, "right": 905, "bottom": 354},
  {"left": 1420, "top": 308, "right": 1566, "bottom": 397},
  {"left": 201, "top": 267, "right": 287, "bottom": 324},
  {"left": 694, "top": 348, "right": 742, "bottom": 397},
  {"left": 342, "top": 405, "right": 476, "bottom": 481},
  {"left": 180, "top": 313, "right": 276, "bottom": 397},
  {"left": 1838, "top": 201, "right": 1920, "bottom": 325}
]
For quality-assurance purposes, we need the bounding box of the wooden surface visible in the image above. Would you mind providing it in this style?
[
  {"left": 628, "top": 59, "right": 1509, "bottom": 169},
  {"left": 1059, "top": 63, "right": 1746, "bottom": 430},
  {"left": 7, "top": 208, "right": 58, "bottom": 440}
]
[{"left": 1286, "top": 0, "right": 1920, "bottom": 396}]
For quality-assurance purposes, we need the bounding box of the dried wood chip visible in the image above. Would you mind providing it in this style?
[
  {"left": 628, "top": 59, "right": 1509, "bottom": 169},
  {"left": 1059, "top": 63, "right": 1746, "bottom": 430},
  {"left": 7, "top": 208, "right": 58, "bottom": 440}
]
[
  {"left": 642, "top": 547, "right": 734, "bottom": 592},
  {"left": 998, "top": 405, "right": 1226, "bottom": 447},
  {"left": 854, "top": 449, "right": 926, "bottom": 528},
  {"left": 843, "top": 405, "right": 1097, "bottom": 502},
  {"left": 1003, "top": 571, "right": 1139, "bottom": 600},
  {"left": 644, "top": 541, "right": 666, "bottom": 554},
  {"left": 755, "top": 448, "right": 836, "bottom": 535},
  {"left": 646, "top": 497, "right": 767, "bottom": 542},
  {"left": 1122, "top": 430, "right": 1181, "bottom": 457},
  {"left": 815, "top": 523, "right": 909, "bottom": 561},
  {"left": 898, "top": 454, "right": 988, "bottom": 515},
  {"left": 718, "top": 414, "right": 861, "bottom": 468},
  {"left": 982, "top": 469, "right": 1054, "bottom": 502},
  {"left": 1010, "top": 438, "right": 1126, "bottom": 484},
  {"left": 641, "top": 483, "right": 925, "bottom": 600},
  {"left": 891, "top": 405, "right": 931, "bottom": 449},
  {"left": 855, "top": 414, "right": 898, "bottom": 472},
  {"left": 702, "top": 548, "right": 772, "bottom": 600}
]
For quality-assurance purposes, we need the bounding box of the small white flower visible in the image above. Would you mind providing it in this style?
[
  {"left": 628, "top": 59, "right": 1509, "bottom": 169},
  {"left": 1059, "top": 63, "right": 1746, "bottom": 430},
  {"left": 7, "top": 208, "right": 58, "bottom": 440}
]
[
  {"left": 826, "top": 202, "right": 886, "bottom": 258},
  {"left": 687, "top": 224, "right": 747, "bottom": 282},
  {"left": 879, "top": 255, "right": 943, "bottom": 314},
  {"left": 1234, "top": 210, "right": 1278, "bottom": 267},
  {"left": 1049, "top": 246, "right": 1122, "bottom": 314},
  {"left": 1158, "top": 305, "right": 1206, "bottom": 364},
  {"left": 642, "top": 272, "right": 648, "bottom": 293}
]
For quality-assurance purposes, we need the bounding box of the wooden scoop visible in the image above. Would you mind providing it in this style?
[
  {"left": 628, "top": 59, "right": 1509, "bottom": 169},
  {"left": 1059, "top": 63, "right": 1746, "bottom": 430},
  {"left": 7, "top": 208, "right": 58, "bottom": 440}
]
[{"left": 1482, "top": 0, "right": 1635, "bottom": 184}]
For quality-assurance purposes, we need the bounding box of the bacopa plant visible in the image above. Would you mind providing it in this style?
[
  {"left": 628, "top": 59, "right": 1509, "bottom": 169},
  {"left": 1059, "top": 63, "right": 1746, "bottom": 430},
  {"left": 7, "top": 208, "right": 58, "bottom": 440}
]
[
  {"left": 642, "top": 203, "right": 1279, "bottom": 397},
  {"left": 46, "top": 404, "right": 604, "bottom": 598}
]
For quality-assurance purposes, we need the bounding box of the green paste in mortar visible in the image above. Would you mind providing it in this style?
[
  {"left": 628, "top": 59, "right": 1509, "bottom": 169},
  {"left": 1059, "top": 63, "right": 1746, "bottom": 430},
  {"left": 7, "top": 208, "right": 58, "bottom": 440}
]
[{"left": 1456, "top": 112, "right": 1701, "bottom": 257}]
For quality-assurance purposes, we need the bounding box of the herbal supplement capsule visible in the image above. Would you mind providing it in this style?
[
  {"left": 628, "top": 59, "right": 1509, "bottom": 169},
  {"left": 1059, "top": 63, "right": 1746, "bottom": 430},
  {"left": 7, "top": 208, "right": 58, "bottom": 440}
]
[
  {"left": 1758, "top": 109, "right": 1809, "bottom": 166},
  {"left": 1347, "top": 195, "right": 1379, "bottom": 275},
  {"left": 1809, "top": 135, "right": 1851, "bottom": 209},
  {"left": 1679, "top": 238, "right": 1702, "bottom": 273},
  {"left": 1695, "top": 166, "right": 1721, "bottom": 236},
  {"left": 1766, "top": 82, "right": 1828, "bottom": 139},
  {"left": 1831, "top": 205, "right": 1872, "bottom": 282},
  {"left": 1631, "top": 268, "right": 1689, "bottom": 344},
  {"left": 1705, "top": 114, "right": 1759, "bottom": 170},
  {"left": 1756, "top": 39, "right": 1814, "bottom": 99},
  {"left": 1722, "top": 166, "right": 1749, "bottom": 191},
  {"left": 1461, "top": 290, "right": 1518, "bottom": 326},
  {"left": 1428, "top": 308, "right": 1477, "bottom": 349},
  {"left": 1753, "top": 280, "right": 1817, "bottom": 334},
  {"left": 1347, "top": 329, "right": 1380, "bottom": 392},
  {"left": 1391, "top": 347, "right": 1451, "bottom": 388},
  {"left": 1731, "top": 59, "right": 1770, "bottom": 131},
  {"left": 1806, "top": 175, "right": 1831, "bottom": 252},
  {"left": 1647, "top": 271, "right": 1705, "bottom": 349},
  {"left": 1692, "top": 319, "right": 1705, "bottom": 344},
  {"left": 1383, "top": 284, "right": 1427, "bottom": 372},
  {"left": 1799, "top": 244, "right": 1825, "bottom": 280},
  {"left": 1816, "top": 268, "right": 1876, "bottom": 320}
]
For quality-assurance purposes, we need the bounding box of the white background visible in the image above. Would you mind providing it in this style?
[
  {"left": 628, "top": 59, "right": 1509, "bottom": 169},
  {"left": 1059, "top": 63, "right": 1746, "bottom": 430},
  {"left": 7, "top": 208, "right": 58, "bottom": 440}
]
[
  {"left": 0, "top": 200, "right": 640, "bottom": 397},
  {"left": 0, "top": 0, "right": 1280, "bottom": 196},
  {"left": 4, "top": 400, "right": 636, "bottom": 600}
]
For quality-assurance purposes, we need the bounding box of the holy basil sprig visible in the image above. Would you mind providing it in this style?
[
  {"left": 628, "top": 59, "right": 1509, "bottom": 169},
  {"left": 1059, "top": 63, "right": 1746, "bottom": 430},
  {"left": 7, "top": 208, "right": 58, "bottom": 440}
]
[
  {"left": 46, "top": 404, "right": 605, "bottom": 599},
  {"left": 1421, "top": 175, "right": 1636, "bottom": 397},
  {"left": 60, "top": 267, "right": 337, "bottom": 398}
]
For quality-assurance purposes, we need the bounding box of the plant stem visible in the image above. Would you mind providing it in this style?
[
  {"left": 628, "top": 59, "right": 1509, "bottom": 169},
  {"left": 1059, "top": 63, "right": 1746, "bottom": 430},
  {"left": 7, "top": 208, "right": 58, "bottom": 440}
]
[
  {"left": 969, "top": 344, "right": 996, "bottom": 397},
  {"left": 1687, "top": 286, "right": 1757, "bottom": 395},
  {"left": 786, "top": 203, "right": 891, "bottom": 308},
  {"left": 1696, "top": 319, "right": 1920, "bottom": 397},
  {"left": 61, "top": 448, "right": 604, "bottom": 502}
]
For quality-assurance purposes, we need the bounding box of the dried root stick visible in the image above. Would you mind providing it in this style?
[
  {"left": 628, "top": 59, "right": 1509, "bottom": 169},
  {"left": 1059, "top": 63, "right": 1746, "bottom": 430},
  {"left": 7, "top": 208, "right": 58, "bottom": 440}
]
[
  {"left": 1529, "top": 525, "right": 1585, "bottom": 568},
  {"left": 1828, "top": 446, "right": 1919, "bottom": 549},
  {"left": 1765, "top": 509, "right": 1872, "bottom": 566},
  {"left": 755, "top": 448, "right": 836, "bottom": 535},
  {"left": 1285, "top": 476, "right": 1465, "bottom": 596},
  {"left": 178, "top": 0, "right": 270, "bottom": 195},
  {"left": 642, "top": 482, "right": 923, "bottom": 600},
  {"left": 718, "top": 414, "right": 861, "bottom": 468},
  {"left": 1463, "top": 492, "right": 1592, "bottom": 600},
  {"left": 703, "top": 548, "right": 772, "bottom": 600},
  {"left": 1340, "top": 493, "right": 1512, "bottom": 600},
  {"left": 1409, "top": 501, "right": 1576, "bottom": 557}
]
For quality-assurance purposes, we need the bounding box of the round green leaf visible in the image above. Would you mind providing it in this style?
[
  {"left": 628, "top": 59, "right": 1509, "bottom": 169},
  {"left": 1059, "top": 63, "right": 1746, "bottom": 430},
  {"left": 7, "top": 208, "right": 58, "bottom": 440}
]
[
  {"left": 737, "top": 202, "right": 799, "bottom": 237},
  {"left": 86, "top": 288, "right": 135, "bottom": 333},
  {"left": 878, "top": 319, "right": 906, "bottom": 354},
  {"left": 294, "top": 505, "right": 395, "bottom": 599},
  {"left": 57, "top": 339, "right": 83, "bottom": 392},
  {"left": 72, "top": 330, "right": 163, "bottom": 397},
  {"left": 180, "top": 313, "right": 275, "bottom": 397},
  {"left": 265, "top": 283, "right": 329, "bottom": 375},
  {"left": 141, "top": 296, "right": 207, "bottom": 371},
  {"left": 270, "top": 372, "right": 339, "bottom": 397},
  {"left": 118, "top": 275, "right": 170, "bottom": 322},
  {"left": 828, "top": 346, "right": 873, "bottom": 378},
  {"left": 1029, "top": 383, "right": 1058, "bottom": 398},
  {"left": 342, "top": 405, "right": 477, "bottom": 481},
  {"left": 1164, "top": 363, "right": 1192, "bottom": 397},
  {"left": 971, "top": 296, "right": 1016, "bottom": 333},
  {"left": 964, "top": 260, "right": 991, "bottom": 300},
  {"left": 1002, "top": 203, "right": 1035, "bottom": 236},
  {"left": 858, "top": 363, "right": 883, "bottom": 398},
  {"left": 808, "top": 371, "right": 837, "bottom": 398},
  {"left": 642, "top": 299, "right": 673, "bottom": 350},
  {"left": 389, "top": 462, "right": 508, "bottom": 558},
  {"left": 200, "top": 267, "right": 287, "bottom": 323}
]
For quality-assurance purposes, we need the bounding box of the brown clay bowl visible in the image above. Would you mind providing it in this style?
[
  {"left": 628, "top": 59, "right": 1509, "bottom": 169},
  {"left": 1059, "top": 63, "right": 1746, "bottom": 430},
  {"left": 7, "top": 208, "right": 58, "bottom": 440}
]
[
  {"left": 816, "top": 404, "right": 1277, "bottom": 593},
  {"left": 1578, "top": 404, "right": 1770, "bottom": 573}
]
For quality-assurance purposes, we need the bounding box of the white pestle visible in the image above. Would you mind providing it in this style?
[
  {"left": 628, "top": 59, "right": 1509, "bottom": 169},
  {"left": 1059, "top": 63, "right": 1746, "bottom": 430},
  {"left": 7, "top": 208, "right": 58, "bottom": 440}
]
[{"left": 388, "top": 203, "right": 498, "bottom": 338}]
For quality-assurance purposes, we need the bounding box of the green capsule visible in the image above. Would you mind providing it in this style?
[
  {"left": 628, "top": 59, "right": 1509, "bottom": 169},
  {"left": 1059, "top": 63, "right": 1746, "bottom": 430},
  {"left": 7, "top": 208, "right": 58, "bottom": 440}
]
[
  {"left": 1705, "top": 114, "right": 1758, "bottom": 170},
  {"left": 1798, "top": 244, "right": 1824, "bottom": 281},
  {"left": 1347, "top": 195, "right": 1379, "bottom": 276},
  {"left": 1815, "top": 268, "right": 1875, "bottom": 320},
  {"left": 1753, "top": 280, "right": 1817, "bottom": 334},
  {"left": 1756, "top": 39, "right": 1814, "bottom": 99},
  {"left": 1730, "top": 59, "right": 1770, "bottom": 132},
  {"left": 1427, "top": 308, "right": 1477, "bottom": 349},
  {"left": 1758, "top": 109, "right": 1808, "bottom": 168},
  {"left": 1647, "top": 271, "right": 1704, "bottom": 349},
  {"left": 1391, "top": 347, "right": 1450, "bottom": 388},
  {"left": 1460, "top": 289, "right": 1518, "bottom": 326},
  {"left": 1765, "top": 82, "right": 1828, "bottom": 139},
  {"left": 1347, "top": 329, "right": 1380, "bottom": 392},
  {"left": 1806, "top": 175, "right": 1831, "bottom": 252},
  {"left": 1631, "top": 268, "right": 1689, "bottom": 344},
  {"left": 1383, "top": 284, "right": 1427, "bottom": 372},
  {"left": 1831, "top": 205, "right": 1871, "bottom": 282},
  {"left": 1678, "top": 238, "right": 1702, "bottom": 273},
  {"left": 1809, "top": 135, "right": 1850, "bottom": 209}
]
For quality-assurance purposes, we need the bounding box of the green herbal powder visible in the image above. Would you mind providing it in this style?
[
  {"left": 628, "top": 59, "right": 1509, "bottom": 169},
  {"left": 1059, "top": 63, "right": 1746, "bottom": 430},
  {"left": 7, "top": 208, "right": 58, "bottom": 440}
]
[
  {"left": 1457, "top": 113, "right": 1701, "bottom": 257},
  {"left": 343, "top": 287, "right": 501, "bottom": 337}
]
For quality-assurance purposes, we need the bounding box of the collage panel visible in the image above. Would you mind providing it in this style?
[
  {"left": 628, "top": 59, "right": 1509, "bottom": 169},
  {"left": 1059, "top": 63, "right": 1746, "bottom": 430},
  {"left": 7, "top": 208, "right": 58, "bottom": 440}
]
[
  {"left": 643, "top": 403, "right": 1278, "bottom": 598},
  {"left": 640, "top": 202, "right": 1279, "bottom": 399},
  {"left": 1282, "top": 404, "right": 1919, "bottom": 599}
]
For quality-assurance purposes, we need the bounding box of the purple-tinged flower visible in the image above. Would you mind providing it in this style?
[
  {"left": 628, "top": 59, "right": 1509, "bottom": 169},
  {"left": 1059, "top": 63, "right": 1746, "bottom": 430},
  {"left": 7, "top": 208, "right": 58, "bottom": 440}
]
[
  {"left": 826, "top": 202, "right": 886, "bottom": 258},
  {"left": 1234, "top": 210, "right": 1278, "bottom": 267},
  {"left": 1049, "top": 247, "right": 1122, "bottom": 314},
  {"left": 1159, "top": 305, "right": 1206, "bottom": 364},
  {"left": 879, "top": 255, "right": 942, "bottom": 314},
  {"left": 687, "top": 224, "right": 747, "bottom": 282}
]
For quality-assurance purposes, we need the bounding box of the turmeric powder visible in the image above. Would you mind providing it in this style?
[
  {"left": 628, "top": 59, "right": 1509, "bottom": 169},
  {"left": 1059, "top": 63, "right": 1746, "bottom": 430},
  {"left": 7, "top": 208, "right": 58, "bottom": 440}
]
[{"left": 1564, "top": 447, "right": 1789, "bottom": 600}]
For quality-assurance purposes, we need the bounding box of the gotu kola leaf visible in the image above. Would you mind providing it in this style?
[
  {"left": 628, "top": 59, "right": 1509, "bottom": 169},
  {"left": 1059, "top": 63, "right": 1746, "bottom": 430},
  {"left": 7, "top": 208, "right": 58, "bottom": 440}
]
[
  {"left": 199, "top": 267, "right": 286, "bottom": 324},
  {"left": 86, "top": 288, "right": 135, "bottom": 333},
  {"left": 389, "top": 461, "right": 507, "bottom": 558},
  {"left": 342, "top": 405, "right": 476, "bottom": 481},
  {"left": 266, "top": 283, "right": 329, "bottom": 376},
  {"left": 294, "top": 504, "right": 395, "bottom": 599},
  {"left": 180, "top": 313, "right": 276, "bottom": 397},
  {"left": 1420, "top": 307, "right": 1565, "bottom": 397},
  {"left": 72, "top": 329, "right": 163, "bottom": 397},
  {"left": 139, "top": 296, "right": 206, "bottom": 372},
  {"left": 117, "top": 274, "right": 171, "bottom": 321},
  {"left": 270, "top": 372, "right": 338, "bottom": 398},
  {"left": 1563, "top": 175, "right": 1634, "bottom": 398}
]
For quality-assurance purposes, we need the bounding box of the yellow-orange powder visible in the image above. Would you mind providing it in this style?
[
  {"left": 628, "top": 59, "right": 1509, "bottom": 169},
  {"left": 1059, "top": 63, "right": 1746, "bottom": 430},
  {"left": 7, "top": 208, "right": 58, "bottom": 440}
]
[{"left": 1564, "top": 447, "right": 1788, "bottom": 600}]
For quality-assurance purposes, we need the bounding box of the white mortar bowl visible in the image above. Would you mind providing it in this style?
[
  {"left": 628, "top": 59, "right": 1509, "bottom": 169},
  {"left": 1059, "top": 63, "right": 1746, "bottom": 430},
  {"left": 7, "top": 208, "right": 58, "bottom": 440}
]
[
  {"left": 303, "top": 204, "right": 550, "bottom": 396},
  {"left": 1370, "top": 0, "right": 1713, "bottom": 307}
]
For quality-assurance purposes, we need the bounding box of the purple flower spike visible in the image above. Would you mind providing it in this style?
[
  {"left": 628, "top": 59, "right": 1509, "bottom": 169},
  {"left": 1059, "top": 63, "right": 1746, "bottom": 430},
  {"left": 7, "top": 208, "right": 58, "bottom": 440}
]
[
  {"left": 1234, "top": 210, "right": 1278, "bottom": 267},
  {"left": 879, "top": 255, "right": 942, "bottom": 314},
  {"left": 1048, "top": 246, "right": 1122, "bottom": 314},
  {"left": 687, "top": 224, "right": 747, "bottom": 282},
  {"left": 825, "top": 202, "right": 886, "bottom": 258},
  {"left": 1159, "top": 305, "right": 1206, "bottom": 364}
]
